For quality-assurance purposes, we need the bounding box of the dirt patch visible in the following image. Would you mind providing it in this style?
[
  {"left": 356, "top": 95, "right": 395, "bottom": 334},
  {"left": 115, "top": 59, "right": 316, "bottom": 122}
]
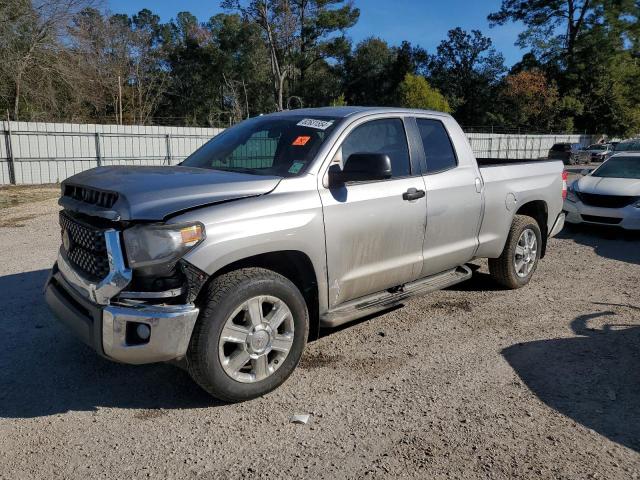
[
  {"left": 429, "top": 299, "right": 474, "bottom": 313},
  {"left": 299, "top": 351, "right": 344, "bottom": 369},
  {"left": 0, "top": 185, "right": 59, "bottom": 210},
  {"left": 300, "top": 349, "right": 406, "bottom": 376},
  {"left": 133, "top": 409, "right": 168, "bottom": 421},
  {"left": 0, "top": 214, "right": 39, "bottom": 228}
]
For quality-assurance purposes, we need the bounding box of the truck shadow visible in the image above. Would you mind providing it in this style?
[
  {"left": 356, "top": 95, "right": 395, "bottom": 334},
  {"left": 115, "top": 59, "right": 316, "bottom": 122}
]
[
  {"left": 556, "top": 224, "right": 640, "bottom": 265},
  {"left": 502, "top": 306, "right": 640, "bottom": 452},
  {"left": 446, "top": 263, "right": 505, "bottom": 292},
  {"left": 0, "top": 270, "right": 218, "bottom": 419}
]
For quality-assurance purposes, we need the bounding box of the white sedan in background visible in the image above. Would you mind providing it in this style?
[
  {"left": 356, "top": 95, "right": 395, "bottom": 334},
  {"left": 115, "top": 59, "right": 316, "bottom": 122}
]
[{"left": 564, "top": 153, "right": 640, "bottom": 230}]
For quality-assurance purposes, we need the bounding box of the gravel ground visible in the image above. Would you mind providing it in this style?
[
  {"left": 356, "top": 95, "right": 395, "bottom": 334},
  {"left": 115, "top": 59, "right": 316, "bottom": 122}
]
[{"left": 0, "top": 188, "right": 639, "bottom": 479}]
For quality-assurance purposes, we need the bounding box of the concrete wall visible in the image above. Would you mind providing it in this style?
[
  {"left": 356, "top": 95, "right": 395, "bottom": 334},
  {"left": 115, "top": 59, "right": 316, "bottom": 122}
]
[{"left": 0, "top": 121, "right": 595, "bottom": 185}]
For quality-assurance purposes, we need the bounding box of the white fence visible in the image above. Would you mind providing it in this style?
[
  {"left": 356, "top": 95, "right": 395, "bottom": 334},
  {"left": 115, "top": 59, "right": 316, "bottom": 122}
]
[
  {"left": 0, "top": 122, "right": 222, "bottom": 185},
  {"left": 466, "top": 132, "right": 596, "bottom": 160},
  {"left": 0, "top": 121, "right": 595, "bottom": 185}
]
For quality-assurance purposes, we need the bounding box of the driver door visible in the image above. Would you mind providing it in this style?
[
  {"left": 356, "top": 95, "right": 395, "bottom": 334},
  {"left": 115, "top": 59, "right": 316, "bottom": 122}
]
[{"left": 319, "top": 117, "right": 427, "bottom": 307}]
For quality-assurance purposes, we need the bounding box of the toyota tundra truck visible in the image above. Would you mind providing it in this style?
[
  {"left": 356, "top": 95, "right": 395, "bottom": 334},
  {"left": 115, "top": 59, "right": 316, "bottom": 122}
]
[{"left": 45, "top": 107, "right": 567, "bottom": 401}]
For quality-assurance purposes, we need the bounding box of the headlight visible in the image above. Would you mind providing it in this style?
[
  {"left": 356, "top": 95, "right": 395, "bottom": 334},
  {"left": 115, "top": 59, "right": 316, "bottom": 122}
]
[
  {"left": 566, "top": 183, "right": 579, "bottom": 203},
  {"left": 123, "top": 222, "right": 205, "bottom": 270}
]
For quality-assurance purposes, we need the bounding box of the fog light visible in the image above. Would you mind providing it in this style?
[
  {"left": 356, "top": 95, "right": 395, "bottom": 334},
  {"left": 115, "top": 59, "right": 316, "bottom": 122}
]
[{"left": 136, "top": 323, "right": 151, "bottom": 341}]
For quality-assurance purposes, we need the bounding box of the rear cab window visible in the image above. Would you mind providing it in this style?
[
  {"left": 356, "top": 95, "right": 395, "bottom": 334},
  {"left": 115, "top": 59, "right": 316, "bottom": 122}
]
[{"left": 415, "top": 118, "right": 458, "bottom": 174}]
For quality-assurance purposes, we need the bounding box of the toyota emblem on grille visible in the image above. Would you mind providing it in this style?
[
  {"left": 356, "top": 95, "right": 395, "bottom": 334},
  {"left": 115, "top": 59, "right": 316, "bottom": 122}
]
[{"left": 62, "top": 229, "right": 72, "bottom": 251}]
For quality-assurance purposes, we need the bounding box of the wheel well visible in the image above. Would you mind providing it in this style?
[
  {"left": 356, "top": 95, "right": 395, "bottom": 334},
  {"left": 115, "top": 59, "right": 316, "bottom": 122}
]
[
  {"left": 207, "top": 251, "right": 320, "bottom": 341},
  {"left": 516, "top": 200, "right": 549, "bottom": 257}
]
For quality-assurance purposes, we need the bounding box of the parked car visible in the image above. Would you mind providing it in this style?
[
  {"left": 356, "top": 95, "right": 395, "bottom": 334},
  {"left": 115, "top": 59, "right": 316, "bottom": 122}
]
[
  {"left": 564, "top": 153, "right": 640, "bottom": 229},
  {"left": 578, "top": 143, "right": 612, "bottom": 163},
  {"left": 603, "top": 138, "right": 640, "bottom": 161},
  {"left": 45, "top": 107, "right": 567, "bottom": 401},
  {"left": 548, "top": 142, "right": 584, "bottom": 165}
]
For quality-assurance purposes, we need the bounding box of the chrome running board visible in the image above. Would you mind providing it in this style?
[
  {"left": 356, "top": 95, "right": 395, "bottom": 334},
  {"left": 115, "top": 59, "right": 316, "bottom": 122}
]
[{"left": 320, "top": 265, "right": 473, "bottom": 328}]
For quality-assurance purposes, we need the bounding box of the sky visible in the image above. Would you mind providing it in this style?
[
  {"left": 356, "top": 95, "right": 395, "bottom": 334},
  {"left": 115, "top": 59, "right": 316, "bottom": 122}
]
[{"left": 107, "top": 0, "right": 526, "bottom": 66}]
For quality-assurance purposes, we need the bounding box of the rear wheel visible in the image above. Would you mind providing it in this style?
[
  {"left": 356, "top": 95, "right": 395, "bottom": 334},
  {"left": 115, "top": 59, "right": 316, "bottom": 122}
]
[
  {"left": 489, "top": 215, "right": 542, "bottom": 289},
  {"left": 187, "top": 268, "right": 309, "bottom": 402}
]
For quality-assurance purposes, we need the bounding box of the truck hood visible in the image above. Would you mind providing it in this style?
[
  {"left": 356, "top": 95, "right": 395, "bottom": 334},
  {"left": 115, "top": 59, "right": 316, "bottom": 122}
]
[
  {"left": 576, "top": 175, "right": 640, "bottom": 196},
  {"left": 60, "top": 166, "right": 282, "bottom": 221}
]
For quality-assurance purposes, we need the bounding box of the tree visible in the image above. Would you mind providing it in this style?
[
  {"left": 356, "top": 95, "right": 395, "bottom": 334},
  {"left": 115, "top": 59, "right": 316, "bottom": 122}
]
[
  {"left": 580, "top": 52, "right": 640, "bottom": 136},
  {"left": 0, "top": 0, "right": 98, "bottom": 120},
  {"left": 67, "top": 8, "right": 169, "bottom": 124},
  {"left": 428, "top": 28, "right": 506, "bottom": 125},
  {"left": 221, "top": 0, "right": 296, "bottom": 111},
  {"left": 397, "top": 74, "right": 450, "bottom": 113},
  {"left": 498, "top": 70, "right": 559, "bottom": 130},
  {"left": 292, "top": 0, "right": 359, "bottom": 85},
  {"left": 221, "top": 0, "right": 359, "bottom": 110},
  {"left": 343, "top": 37, "right": 394, "bottom": 105},
  {"left": 488, "top": 0, "right": 599, "bottom": 68},
  {"left": 129, "top": 9, "right": 169, "bottom": 124},
  {"left": 209, "top": 13, "right": 273, "bottom": 121},
  {"left": 342, "top": 38, "right": 428, "bottom": 106}
]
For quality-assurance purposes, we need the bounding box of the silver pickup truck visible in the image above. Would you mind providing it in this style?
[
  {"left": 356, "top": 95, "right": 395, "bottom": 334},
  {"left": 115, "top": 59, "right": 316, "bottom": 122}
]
[{"left": 45, "top": 107, "right": 566, "bottom": 401}]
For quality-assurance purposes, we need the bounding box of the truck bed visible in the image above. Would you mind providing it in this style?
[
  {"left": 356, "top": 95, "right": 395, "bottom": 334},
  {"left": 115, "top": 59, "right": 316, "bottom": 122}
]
[{"left": 474, "top": 158, "right": 565, "bottom": 259}]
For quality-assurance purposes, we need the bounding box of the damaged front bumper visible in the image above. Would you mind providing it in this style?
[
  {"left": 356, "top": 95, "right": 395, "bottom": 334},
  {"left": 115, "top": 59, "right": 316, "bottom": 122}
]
[{"left": 45, "top": 232, "right": 203, "bottom": 365}]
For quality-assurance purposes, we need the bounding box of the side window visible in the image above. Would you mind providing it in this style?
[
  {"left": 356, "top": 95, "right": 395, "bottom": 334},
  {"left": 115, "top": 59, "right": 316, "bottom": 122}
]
[
  {"left": 341, "top": 118, "right": 411, "bottom": 178},
  {"left": 416, "top": 119, "right": 457, "bottom": 174}
]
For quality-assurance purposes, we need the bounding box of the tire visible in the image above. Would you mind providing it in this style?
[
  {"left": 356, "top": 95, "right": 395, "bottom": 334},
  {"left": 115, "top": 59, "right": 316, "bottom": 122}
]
[
  {"left": 488, "top": 215, "right": 542, "bottom": 289},
  {"left": 187, "top": 267, "right": 309, "bottom": 402}
]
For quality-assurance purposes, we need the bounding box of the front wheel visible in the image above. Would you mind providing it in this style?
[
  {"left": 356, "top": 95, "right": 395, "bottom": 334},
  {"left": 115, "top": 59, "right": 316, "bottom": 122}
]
[
  {"left": 489, "top": 215, "right": 542, "bottom": 289},
  {"left": 187, "top": 268, "right": 309, "bottom": 402}
]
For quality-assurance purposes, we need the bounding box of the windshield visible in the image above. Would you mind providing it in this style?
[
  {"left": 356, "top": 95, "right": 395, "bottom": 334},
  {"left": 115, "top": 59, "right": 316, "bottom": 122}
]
[
  {"left": 588, "top": 144, "right": 606, "bottom": 150},
  {"left": 614, "top": 140, "right": 640, "bottom": 152},
  {"left": 592, "top": 156, "right": 640, "bottom": 179},
  {"left": 181, "top": 115, "right": 340, "bottom": 177}
]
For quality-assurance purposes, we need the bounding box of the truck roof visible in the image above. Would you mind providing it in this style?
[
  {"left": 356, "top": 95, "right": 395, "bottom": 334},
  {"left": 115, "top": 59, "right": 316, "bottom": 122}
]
[{"left": 264, "top": 106, "right": 452, "bottom": 120}]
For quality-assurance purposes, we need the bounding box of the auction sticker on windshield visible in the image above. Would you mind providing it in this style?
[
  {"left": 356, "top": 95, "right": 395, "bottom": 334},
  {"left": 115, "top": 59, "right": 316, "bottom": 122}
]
[
  {"left": 297, "top": 119, "right": 334, "bottom": 130},
  {"left": 292, "top": 135, "right": 311, "bottom": 146}
]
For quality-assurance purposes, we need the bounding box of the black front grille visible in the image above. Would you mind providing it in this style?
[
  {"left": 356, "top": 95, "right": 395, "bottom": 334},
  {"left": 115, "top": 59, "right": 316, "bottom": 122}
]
[
  {"left": 576, "top": 192, "right": 637, "bottom": 209},
  {"left": 64, "top": 184, "right": 118, "bottom": 209},
  {"left": 59, "top": 212, "right": 110, "bottom": 281},
  {"left": 581, "top": 215, "right": 622, "bottom": 225}
]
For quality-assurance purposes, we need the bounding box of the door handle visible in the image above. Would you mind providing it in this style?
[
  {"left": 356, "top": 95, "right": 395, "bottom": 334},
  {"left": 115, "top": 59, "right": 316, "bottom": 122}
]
[
  {"left": 403, "top": 188, "right": 426, "bottom": 201},
  {"left": 475, "top": 177, "right": 483, "bottom": 193}
]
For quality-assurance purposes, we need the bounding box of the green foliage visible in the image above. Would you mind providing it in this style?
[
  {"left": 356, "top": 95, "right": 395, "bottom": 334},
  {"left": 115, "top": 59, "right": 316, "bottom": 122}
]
[
  {"left": 0, "top": 1, "right": 638, "bottom": 136},
  {"left": 397, "top": 74, "right": 450, "bottom": 113},
  {"left": 332, "top": 93, "right": 347, "bottom": 106},
  {"left": 221, "top": 0, "right": 359, "bottom": 110},
  {"left": 489, "top": 0, "right": 640, "bottom": 135},
  {"left": 428, "top": 28, "right": 506, "bottom": 125},
  {"left": 343, "top": 38, "right": 428, "bottom": 106}
]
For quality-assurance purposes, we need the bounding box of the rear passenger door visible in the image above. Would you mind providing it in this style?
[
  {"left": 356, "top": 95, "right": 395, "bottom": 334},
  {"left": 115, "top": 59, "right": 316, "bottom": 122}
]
[
  {"left": 415, "top": 117, "right": 483, "bottom": 277},
  {"left": 319, "top": 117, "right": 427, "bottom": 307}
]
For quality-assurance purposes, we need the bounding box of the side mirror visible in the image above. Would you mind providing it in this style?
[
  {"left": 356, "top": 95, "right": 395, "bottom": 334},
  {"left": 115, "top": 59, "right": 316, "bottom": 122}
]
[
  {"left": 328, "top": 153, "right": 392, "bottom": 186},
  {"left": 580, "top": 169, "right": 590, "bottom": 176}
]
